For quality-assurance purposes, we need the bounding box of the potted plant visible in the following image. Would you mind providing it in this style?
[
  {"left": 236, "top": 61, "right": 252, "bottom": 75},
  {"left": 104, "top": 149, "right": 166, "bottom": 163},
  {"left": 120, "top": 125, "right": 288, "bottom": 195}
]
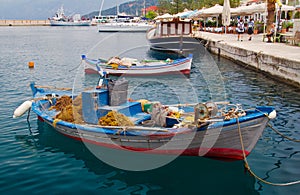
[
  {"left": 254, "top": 25, "right": 258, "bottom": 34},
  {"left": 286, "top": 21, "right": 293, "bottom": 32},
  {"left": 254, "top": 21, "right": 262, "bottom": 34},
  {"left": 281, "top": 21, "right": 288, "bottom": 33}
]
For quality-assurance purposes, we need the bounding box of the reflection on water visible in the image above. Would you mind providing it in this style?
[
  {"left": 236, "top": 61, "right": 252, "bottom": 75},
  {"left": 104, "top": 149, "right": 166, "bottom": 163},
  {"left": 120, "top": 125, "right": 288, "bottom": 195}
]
[
  {"left": 13, "top": 120, "right": 258, "bottom": 194},
  {"left": 0, "top": 26, "right": 299, "bottom": 194}
]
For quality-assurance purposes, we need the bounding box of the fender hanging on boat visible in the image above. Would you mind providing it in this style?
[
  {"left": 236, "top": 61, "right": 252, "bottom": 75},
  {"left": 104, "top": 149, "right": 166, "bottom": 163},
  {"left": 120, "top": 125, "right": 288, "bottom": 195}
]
[
  {"left": 268, "top": 110, "right": 277, "bottom": 119},
  {"left": 13, "top": 100, "right": 33, "bottom": 118}
]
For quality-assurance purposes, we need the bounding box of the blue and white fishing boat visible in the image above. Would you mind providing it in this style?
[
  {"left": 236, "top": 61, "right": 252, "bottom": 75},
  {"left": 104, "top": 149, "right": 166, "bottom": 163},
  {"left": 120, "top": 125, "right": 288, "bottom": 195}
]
[
  {"left": 13, "top": 81, "right": 276, "bottom": 161},
  {"left": 82, "top": 54, "right": 193, "bottom": 76}
]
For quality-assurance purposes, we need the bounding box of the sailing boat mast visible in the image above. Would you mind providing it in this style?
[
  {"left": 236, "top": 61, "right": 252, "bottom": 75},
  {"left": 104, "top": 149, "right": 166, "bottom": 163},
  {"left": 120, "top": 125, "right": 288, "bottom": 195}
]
[
  {"left": 116, "top": 0, "right": 119, "bottom": 16},
  {"left": 99, "top": 0, "right": 104, "bottom": 16},
  {"left": 143, "top": 0, "right": 146, "bottom": 16}
]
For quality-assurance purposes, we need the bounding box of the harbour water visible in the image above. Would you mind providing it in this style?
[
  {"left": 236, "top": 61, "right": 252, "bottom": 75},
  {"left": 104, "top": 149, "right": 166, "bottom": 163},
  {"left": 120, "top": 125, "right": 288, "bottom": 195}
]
[{"left": 0, "top": 26, "right": 299, "bottom": 194}]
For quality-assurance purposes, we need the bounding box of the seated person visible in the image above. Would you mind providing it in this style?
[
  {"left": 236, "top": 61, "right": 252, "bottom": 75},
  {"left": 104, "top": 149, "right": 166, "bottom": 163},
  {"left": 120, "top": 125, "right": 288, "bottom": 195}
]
[{"left": 266, "top": 24, "right": 275, "bottom": 42}]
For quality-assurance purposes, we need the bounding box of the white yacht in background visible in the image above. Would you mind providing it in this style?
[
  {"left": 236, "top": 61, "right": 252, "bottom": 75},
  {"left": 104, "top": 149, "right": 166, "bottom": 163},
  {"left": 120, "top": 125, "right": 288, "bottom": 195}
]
[
  {"left": 97, "top": 17, "right": 153, "bottom": 32},
  {"left": 92, "top": 15, "right": 118, "bottom": 25},
  {"left": 93, "top": 0, "right": 152, "bottom": 32}
]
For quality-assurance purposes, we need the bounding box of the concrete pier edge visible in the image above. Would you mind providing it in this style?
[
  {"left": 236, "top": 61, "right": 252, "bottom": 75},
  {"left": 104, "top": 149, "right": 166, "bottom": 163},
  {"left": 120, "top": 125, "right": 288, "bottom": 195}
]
[
  {"left": 0, "top": 20, "right": 50, "bottom": 26},
  {"left": 195, "top": 31, "right": 300, "bottom": 88}
]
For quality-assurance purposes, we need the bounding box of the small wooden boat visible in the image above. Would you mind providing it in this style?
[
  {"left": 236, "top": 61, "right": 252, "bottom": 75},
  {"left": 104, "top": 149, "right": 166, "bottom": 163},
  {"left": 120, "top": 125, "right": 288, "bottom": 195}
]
[
  {"left": 14, "top": 81, "right": 277, "bottom": 161},
  {"left": 82, "top": 54, "right": 193, "bottom": 76}
]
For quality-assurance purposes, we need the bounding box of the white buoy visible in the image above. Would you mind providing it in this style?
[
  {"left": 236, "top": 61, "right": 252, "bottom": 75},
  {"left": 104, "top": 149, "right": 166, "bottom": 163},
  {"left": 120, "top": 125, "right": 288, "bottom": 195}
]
[
  {"left": 13, "top": 100, "right": 33, "bottom": 118},
  {"left": 268, "top": 110, "right": 277, "bottom": 119}
]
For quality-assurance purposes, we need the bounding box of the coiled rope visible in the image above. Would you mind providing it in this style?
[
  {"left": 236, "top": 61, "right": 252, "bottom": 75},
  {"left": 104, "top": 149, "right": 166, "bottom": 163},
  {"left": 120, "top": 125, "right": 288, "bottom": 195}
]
[{"left": 237, "top": 116, "right": 300, "bottom": 186}]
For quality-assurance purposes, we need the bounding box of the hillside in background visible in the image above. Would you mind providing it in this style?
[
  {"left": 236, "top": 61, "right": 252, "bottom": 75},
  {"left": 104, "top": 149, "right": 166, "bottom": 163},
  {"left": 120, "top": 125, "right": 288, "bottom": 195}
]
[
  {"left": 84, "top": 0, "right": 158, "bottom": 18},
  {"left": 0, "top": 0, "right": 130, "bottom": 20}
]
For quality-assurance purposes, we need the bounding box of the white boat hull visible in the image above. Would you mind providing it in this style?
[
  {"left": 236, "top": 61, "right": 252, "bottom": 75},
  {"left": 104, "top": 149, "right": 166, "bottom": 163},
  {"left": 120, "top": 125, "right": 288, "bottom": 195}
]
[
  {"left": 83, "top": 56, "right": 193, "bottom": 76},
  {"left": 97, "top": 23, "right": 153, "bottom": 32},
  {"left": 50, "top": 20, "right": 91, "bottom": 26}
]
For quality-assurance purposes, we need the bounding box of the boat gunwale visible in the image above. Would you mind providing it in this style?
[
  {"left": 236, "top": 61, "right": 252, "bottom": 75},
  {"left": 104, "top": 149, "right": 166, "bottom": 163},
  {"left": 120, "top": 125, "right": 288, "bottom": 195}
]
[
  {"left": 31, "top": 97, "right": 273, "bottom": 137},
  {"left": 83, "top": 55, "right": 192, "bottom": 70}
]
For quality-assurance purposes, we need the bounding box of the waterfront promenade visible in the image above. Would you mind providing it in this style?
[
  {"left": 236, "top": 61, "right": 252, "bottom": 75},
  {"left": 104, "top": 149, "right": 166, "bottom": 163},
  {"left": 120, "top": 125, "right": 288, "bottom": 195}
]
[
  {"left": 0, "top": 20, "right": 50, "bottom": 26},
  {"left": 195, "top": 31, "right": 300, "bottom": 87}
]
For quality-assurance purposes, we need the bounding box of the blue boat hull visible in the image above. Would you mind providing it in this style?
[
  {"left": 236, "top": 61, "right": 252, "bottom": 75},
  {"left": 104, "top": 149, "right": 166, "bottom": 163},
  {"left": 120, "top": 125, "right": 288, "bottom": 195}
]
[{"left": 29, "top": 83, "right": 275, "bottom": 160}]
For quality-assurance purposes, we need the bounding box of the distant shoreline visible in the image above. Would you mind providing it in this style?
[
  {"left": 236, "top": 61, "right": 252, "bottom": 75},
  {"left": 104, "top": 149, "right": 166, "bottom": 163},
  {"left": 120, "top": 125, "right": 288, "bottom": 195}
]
[{"left": 0, "top": 20, "right": 50, "bottom": 26}]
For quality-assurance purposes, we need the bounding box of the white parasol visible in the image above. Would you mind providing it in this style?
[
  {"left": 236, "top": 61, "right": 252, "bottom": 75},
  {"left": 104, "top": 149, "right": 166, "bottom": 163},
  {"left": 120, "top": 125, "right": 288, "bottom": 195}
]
[{"left": 222, "top": 0, "right": 231, "bottom": 33}]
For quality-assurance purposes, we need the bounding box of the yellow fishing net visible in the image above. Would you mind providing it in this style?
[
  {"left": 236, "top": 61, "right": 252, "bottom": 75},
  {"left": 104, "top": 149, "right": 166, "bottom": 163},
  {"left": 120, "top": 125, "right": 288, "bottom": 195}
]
[
  {"left": 98, "top": 111, "right": 134, "bottom": 126},
  {"left": 50, "top": 95, "right": 84, "bottom": 124}
]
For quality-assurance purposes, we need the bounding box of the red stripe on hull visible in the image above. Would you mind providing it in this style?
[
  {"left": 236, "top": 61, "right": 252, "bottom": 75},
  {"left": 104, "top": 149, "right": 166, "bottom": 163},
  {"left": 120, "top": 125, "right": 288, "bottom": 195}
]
[
  {"left": 37, "top": 116, "right": 44, "bottom": 122},
  {"left": 85, "top": 68, "right": 190, "bottom": 76},
  {"left": 54, "top": 127, "right": 248, "bottom": 161},
  {"left": 85, "top": 69, "right": 99, "bottom": 74}
]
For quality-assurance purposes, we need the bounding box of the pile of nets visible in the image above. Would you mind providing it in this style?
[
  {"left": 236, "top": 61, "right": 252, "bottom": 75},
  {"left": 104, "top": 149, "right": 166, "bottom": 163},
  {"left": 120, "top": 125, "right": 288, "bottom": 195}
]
[
  {"left": 49, "top": 95, "right": 71, "bottom": 111},
  {"left": 98, "top": 111, "right": 134, "bottom": 126},
  {"left": 49, "top": 95, "right": 83, "bottom": 123}
]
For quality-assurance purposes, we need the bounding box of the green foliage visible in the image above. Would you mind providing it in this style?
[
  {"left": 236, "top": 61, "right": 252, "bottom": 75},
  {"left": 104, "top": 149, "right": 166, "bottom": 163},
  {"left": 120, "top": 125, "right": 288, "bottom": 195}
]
[
  {"left": 206, "top": 20, "right": 217, "bottom": 27},
  {"left": 254, "top": 20, "right": 261, "bottom": 30},
  {"left": 295, "top": 11, "right": 300, "bottom": 19},
  {"left": 254, "top": 21, "right": 264, "bottom": 33},
  {"left": 230, "top": 0, "right": 240, "bottom": 8},
  {"left": 158, "top": 0, "right": 185, "bottom": 14},
  {"left": 282, "top": 21, "right": 289, "bottom": 29},
  {"left": 287, "top": 21, "right": 293, "bottom": 28},
  {"left": 146, "top": 11, "right": 158, "bottom": 20},
  {"left": 157, "top": 0, "right": 240, "bottom": 15},
  {"left": 88, "top": 0, "right": 158, "bottom": 17}
]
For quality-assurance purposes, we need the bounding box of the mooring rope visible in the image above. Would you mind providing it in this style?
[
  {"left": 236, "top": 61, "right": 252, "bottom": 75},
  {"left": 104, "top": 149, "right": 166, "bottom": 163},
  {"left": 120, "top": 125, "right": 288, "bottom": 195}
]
[
  {"left": 69, "top": 60, "right": 83, "bottom": 72},
  {"left": 267, "top": 123, "right": 300, "bottom": 142},
  {"left": 236, "top": 116, "right": 300, "bottom": 186},
  {"left": 254, "top": 108, "right": 300, "bottom": 143}
]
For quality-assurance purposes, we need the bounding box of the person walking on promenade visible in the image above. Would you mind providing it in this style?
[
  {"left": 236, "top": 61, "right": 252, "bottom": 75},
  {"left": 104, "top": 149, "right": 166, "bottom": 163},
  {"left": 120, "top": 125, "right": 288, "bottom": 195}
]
[
  {"left": 247, "top": 18, "right": 254, "bottom": 41},
  {"left": 237, "top": 18, "right": 245, "bottom": 41}
]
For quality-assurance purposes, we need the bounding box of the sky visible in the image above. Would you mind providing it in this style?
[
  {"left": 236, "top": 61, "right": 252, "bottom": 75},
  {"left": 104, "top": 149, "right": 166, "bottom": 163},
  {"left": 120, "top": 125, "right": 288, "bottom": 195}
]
[{"left": 0, "top": 0, "right": 129, "bottom": 19}]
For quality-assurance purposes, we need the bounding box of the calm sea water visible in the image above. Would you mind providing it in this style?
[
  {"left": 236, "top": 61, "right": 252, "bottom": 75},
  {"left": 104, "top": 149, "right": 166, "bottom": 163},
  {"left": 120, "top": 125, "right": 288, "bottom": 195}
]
[{"left": 0, "top": 26, "right": 299, "bottom": 194}]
